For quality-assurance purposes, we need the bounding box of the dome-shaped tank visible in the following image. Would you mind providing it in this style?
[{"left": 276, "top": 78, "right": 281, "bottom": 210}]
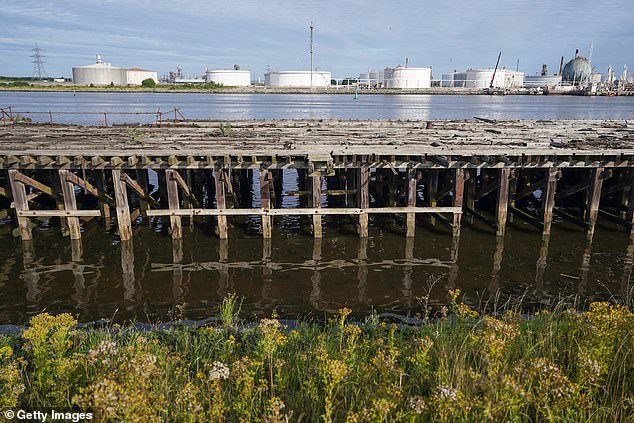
[{"left": 562, "top": 56, "right": 592, "bottom": 84}]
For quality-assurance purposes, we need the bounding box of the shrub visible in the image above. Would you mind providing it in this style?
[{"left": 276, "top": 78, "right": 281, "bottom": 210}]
[{"left": 141, "top": 78, "right": 156, "bottom": 88}]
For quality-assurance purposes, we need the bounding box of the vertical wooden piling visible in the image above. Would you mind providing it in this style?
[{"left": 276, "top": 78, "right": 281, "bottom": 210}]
[
  {"left": 260, "top": 169, "right": 272, "bottom": 239},
  {"left": 214, "top": 169, "right": 228, "bottom": 239},
  {"left": 542, "top": 167, "right": 558, "bottom": 236},
  {"left": 94, "top": 170, "right": 111, "bottom": 229},
  {"left": 585, "top": 167, "right": 604, "bottom": 235},
  {"left": 312, "top": 175, "right": 322, "bottom": 238},
  {"left": 49, "top": 170, "right": 69, "bottom": 237},
  {"left": 508, "top": 170, "right": 518, "bottom": 223},
  {"left": 58, "top": 170, "right": 81, "bottom": 240},
  {"left": 112, "top": 169, "right": 132, "bottom": 241},
  {"left": 406, "top": 169, "right": 417, "bottom": 237},
  {"left": 496, "top": 168, "right": 511, "bottom": 237},
  {"left": 136, "top": 168, "right": 150, "bottom": 219},
  {"left": 165, "top": 169, "right": 182, "bottom": 240},
  {"left": 357, "top": 166, "right": 370, "bottom": 237},
  {"left": 452, "top": 169, "right": 465, "bottom": 237},
  {"left": 8, "top": 169, "right": 32, "bottom": 241},
  {"left": 426, "top": 170, "right": 438, "bottom": 225},
  {"left": 464, "top": 169, "right": 476, "bottom": 224}
]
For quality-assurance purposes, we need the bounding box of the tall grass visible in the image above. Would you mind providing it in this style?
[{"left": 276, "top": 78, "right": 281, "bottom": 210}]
[{"left": 0, "top": 293, "right": 632, "bottom": 422}]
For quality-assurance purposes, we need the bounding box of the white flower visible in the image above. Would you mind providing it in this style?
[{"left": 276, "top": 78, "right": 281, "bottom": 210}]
[{"left": 209, "top": 361, "right": 230, "bottom": 380}]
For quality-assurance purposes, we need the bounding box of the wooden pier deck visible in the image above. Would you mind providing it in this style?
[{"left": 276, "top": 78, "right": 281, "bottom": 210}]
[{"left": 1, "top": 119, "right": 633, "bottom": 242}]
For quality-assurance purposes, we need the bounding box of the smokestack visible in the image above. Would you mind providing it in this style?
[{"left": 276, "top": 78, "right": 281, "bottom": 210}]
[
  {"left": 559, "top": 56, "right": 564, "bottom": 75},
  {"left": 405, "top": 57, "right": 409, "bottom": 67},
  {"left": 541, "top": 64, "right": 548, "bottom": 76},
  {"left": 575, "top": 49, "right": 579, "bottom": 58}
]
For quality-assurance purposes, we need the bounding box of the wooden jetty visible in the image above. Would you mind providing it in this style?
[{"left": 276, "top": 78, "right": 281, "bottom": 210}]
[{"left": 0, "top": 119, "right": 633, "bottom": 242}]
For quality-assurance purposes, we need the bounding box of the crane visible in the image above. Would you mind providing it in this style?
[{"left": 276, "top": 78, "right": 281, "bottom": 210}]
[{"left": 490, "top": 51, "right": 502, "bottom": 88}]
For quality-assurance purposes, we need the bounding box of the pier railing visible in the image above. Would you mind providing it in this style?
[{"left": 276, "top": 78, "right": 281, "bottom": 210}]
[{"left": 0, "top": 107, "right": 187, "bottom": 127}]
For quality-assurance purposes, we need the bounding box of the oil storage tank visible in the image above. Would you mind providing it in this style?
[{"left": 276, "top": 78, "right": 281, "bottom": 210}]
[
  {"left": 562, "top": 50, "right": 592, "bottom": 85},
  {"left": 383, "top": 66, "right": 432, "bottom": 89},
  {"left": 265, "top": 70, "right": 331, "bottom": 87},
  {"left": 72, "top": 55, "right": 127, "bottom": 86},
  {"left": 205, "top": 68, "right": 251, "bottom": 86}
]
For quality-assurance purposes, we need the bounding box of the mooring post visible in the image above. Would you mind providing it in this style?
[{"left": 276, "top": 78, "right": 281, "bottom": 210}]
[
  {"left": 94, "top": 170, "right": 111, "bottom": 229},
  {"left": 7, "top": 169, "right": 32, "bottom": 241},
  {"left": 496, "top": 168, "right": 511, "bottom": 237},
  {"left": 357, "top": 166, "right": 370, "bottom": 237},
  {"left": 112, "top": 169, "right": 132, "bottom": 241},
  {"left": 542, "top": 167, "right": 559, "bottom": 236},
  {"left": 452, "top": 168, "right": 465, "bottom": 237},
  {"left": 260, "top": 168, "right": 272, "bottom": 239},
  {"left": 585, "top": 167, "right": 604, "bottom": 236},
  {"left": 406, "top": 168, "right": 417, "bottom": 237},
  {"left": 165, "top": 169, "right": 182, "bottom": 240},
  {"left": 214, "top": 169, "right": 228, "bottom": 239},
  {"left": 58, "top": 170, "right": 81, "bottom": 240},
  {"left": 312, "top": 175, "right": 322, "bottom": 238}
]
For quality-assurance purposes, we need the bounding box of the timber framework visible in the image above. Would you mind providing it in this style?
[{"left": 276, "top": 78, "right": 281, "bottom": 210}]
[{"left": 0, "top": 119, "right": 633, "bottom": 242}]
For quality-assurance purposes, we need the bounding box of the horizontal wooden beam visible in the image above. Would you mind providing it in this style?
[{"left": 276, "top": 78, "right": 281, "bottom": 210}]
[
  {"left": 146, "top": 206, "right": 462, "bottom": 217},
  {"left": 17, "top": 210, "right": 102, "bottom": 217}
]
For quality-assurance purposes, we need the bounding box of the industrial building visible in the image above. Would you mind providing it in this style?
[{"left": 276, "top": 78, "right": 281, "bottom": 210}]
[
  {"left": 357, "top": 70, "right": 381, "bottom": 87},
  {"left": 264, "top": 70, "right": 331, "bottom": 87},
  {"left": 205, "top": 67, "right": 251, "bottom": 86},
  {"left": 72, "top": 55, "right": 157, "bottom": 86},
  {"left": 524, "top": 64, "right": 562, "bottom": 88},
  {"left": 383, "top": 66, "right": 432, "bottom": 89}
]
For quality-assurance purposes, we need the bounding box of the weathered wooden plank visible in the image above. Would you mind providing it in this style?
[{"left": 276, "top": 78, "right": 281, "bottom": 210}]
[
  {"left": 145, "top": 206, "right": 463, "bottom": 217},
  {"left": 585, "top": 167, "right": 604, "bottom": 235},
  {"left": 94, "top": 169, "right": 111, "bottom": 229},
  {"left": 17, "top": 210, "right": 101, "bottom": 217},
  {"left": 112, "top": 169, "right": 132, "bottom": 241},
  {"left": 453, "top": 168, "right": 465, "bottom": 237},
  {"left": 13, "top": 172, "right": 57, "bottom": 197}
]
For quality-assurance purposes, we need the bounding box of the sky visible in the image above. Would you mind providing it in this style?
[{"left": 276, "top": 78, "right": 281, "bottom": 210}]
[{"left": 1, "top": 0, "right": 633, "bottom": 80}]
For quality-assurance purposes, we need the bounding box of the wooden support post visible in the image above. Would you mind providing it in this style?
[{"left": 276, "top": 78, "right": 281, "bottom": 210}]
[
  {"left": 464, "top": 169, "right": 476, "bottom": 224},
  {"left": 112, "top": 169, "right": 132, "bottom": 241},
  {"left": 542, "top": 167, "right": 559, "bottom": 236},
  {"left": 496, "top": 168, "right": 511, "bottom": 237},
  {"left": 585, "top": 167, "right": 604, "bottom": 235},
  {"left": 260, "top": 169, "right": 272, "bottom": 239},
  {"left": 214, "top": 169, "right": 228, "bottom": 239},
  {"left": 406, "top": 169, "right": 417, "bottom": 237},
  {"left": 8, "top": 170, "right": 32, "bottom": 241},
  {"left": 388, "top": 170, "right": 397, "bottom": 207},
  {"left": 136, "top": 168, "right": 150, "bottom": 219},
  {"left": 58, "top": 170, "right": 81, "bottom": 240},
  {"left": 312, "top": 175, "right": 322, "bottom": 238},
  {"left": 165, "top": 169, "right": 182, "bottom": 240},
  {"left": 357, "top": 166, "right": 370, "bottom": 237},
  {"left": 508, "top": 170, "right": 518, "bottom": 223},
  {"left": 452, "top": 169, "right": 465, "bottom": 237},
  {"left": 157, "top": 170, "right": 168, "bottom": 207},
  {"left": 49, "top": 170, "right": 69, "bottom": 236},
  {"left": 94, "top": 170, "right": 111, "bottom": 229},
  {"left": 426, "top": 170, "right": 438, "bottom": 225}
]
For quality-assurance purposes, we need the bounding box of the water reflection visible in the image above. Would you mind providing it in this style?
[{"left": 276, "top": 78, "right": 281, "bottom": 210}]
[{"left": 2, "top": 222, "right": 631, "bottom": 324}]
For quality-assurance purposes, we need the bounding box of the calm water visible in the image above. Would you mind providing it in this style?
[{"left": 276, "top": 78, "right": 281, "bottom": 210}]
[
  {"left": 1, "top": 92, "right": 633, "bottom": 324},
  {"left": 1, "top": 91, "right": 633, "bottom": 124}
]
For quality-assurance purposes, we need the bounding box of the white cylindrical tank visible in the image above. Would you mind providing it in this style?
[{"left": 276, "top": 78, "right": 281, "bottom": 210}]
[
  {"left": 126, "top": 68, "right": 158, "bottom": 85},
  {"left": 72, "top": 55, "right": 127, "bottom": 86},
  {"left": 441, "top": 73, "right": 455, "bottom": 87},
  {"left": 205, "top": 69, "right": 251, "bottom": 86},
  {"left": 459, "top": 69, "right": 505, "bottom": 88},
  {"left": 265, "top": 71, "right": 332, "bottom": 87},
  {"left": 384, "top": 67, "right": 432, "bottom": 89}
]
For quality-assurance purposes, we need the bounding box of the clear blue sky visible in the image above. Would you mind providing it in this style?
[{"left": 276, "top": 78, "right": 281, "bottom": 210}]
[{"left": 1, "top": 0, "right": 632, "bottom": 79}]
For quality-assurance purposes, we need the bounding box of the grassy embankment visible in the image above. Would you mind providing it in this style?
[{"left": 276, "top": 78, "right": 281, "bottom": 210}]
[{"left": 0, "top": 291, "right": 632, "bottom": 422}]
